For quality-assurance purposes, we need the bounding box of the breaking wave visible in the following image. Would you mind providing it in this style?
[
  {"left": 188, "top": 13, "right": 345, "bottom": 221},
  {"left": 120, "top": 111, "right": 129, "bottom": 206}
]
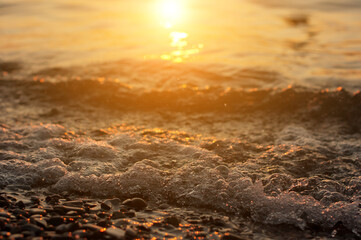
[{"left": 0, "top": 122, "right": 360, "bottom": 234}]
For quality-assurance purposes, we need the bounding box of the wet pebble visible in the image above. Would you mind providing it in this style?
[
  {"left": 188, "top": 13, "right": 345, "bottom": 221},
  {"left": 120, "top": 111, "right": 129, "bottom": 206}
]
[
  {"left": 101, "top": 202, "right": 111, "bottom": 210},
  {"left": 112, "top": 211, "right": 126, "bottom": 219},
  {"left": 164, "top": 215, "right": 180, "bottom": 227},
  {"left": 122, "top": 198, "right": 147, "bottom": 211},
  {"left": 21, "top": 223, "right": 42, "bottom": 235},
  {"left": 125, "top": 226, "right": 138, "bottom": 239},
  {"left": 222, "top": 232, "right": 245, "bottom": 240},
  {"left": 105, "top": 226, "right": 126, "bottom": 239},
  {"left": 47, "top": 216, "right": 64, "bottom": 226}
]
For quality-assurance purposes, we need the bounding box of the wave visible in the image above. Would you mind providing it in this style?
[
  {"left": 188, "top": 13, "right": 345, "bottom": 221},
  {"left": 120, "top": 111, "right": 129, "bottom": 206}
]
[
  {"left": 2, "top": 78, "right": 361, "bottom": 132},
  {"left": 0, "top": 122, "right": 360, "bottom": 234}
]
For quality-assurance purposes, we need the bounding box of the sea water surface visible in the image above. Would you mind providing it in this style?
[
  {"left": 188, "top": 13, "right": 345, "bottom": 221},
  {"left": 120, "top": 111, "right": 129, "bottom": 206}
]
[
  {"left": 1, "top": 0, "right": 361, "bottom": 238},
  {"left": 1, "top": 0, "right": 361, "bottom": 89}
]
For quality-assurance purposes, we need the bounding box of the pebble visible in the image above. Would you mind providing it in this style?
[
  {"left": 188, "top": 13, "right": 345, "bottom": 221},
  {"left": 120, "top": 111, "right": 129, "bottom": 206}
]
[
  {"left": 0, "top": 211, "right": 11, "bottom": 218},
  {"left": 112, "top": 211, "right": 126, "bottom": 219},
  {"left": 122, "top": 198, "right": 147, "bottom": 211},
  {"left": 47, "top": 216, "right": 64, "bottom": 226},
  {"left": 21, "top": 223, "right": 42, "bottom": 235},
  {"left": 106, "top": 226, "right": 126, "bottom": 239},
  {"left": 101, "top": 202, "right": 111, "bottom": 210},
  {"left": 125, "top": 226, "right": 138, "bottom": 239},
  {"left": 164, "top": 215, "right": 180, "bottom": 227},
  {"left": 82, "top": 223, "right": 104, "bottom": 232},
  {"left": 15, "top": 201, "right": 25, "bottom": 209},
  {"left": 104, "top": 198, "right": 121, "bottom": 210},
  {"left": 61, "top": 200, "right": 83, "bottom": 207},
  {"left": 222, "top": 232, "right": 246, "bottom": 240},
  {"left": 32, "top": 217, "right": 48, "bottom": 228},
  {"left": 28, "top": 208, "right": 46, "bottom": 216}
]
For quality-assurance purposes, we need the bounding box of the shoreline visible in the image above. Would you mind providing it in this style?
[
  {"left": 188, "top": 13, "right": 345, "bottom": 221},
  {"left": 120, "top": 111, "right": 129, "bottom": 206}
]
[{"left": 1, "top": 187, "right": 358, "bottom": 239}]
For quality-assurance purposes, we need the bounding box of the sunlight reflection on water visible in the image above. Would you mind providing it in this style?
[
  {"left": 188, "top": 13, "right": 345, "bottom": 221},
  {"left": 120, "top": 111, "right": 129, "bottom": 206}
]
[
  {"left": 1, "top": 0, "right": 361, "bottom": 89},
  {"left": 145, "top": 0, "right": 204, "bottom": 63}
]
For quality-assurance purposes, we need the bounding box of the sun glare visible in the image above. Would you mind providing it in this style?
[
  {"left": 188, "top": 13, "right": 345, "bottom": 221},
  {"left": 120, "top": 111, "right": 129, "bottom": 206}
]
[
  {"left": 143, "top": 0, "right": 203, "bottom": 62},
  {"left": 158, "top": 0, "right": 182, "bottom": 28}
]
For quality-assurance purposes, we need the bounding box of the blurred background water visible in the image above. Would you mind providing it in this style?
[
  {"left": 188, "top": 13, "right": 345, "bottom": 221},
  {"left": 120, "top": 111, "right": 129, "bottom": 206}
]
[{"left": 1, "top": 0, "right": 361, "bottom": 90}]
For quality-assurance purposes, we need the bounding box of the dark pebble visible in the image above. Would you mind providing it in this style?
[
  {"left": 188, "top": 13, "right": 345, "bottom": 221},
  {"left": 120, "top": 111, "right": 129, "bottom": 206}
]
[
  {"left": 65, "top": 211, "right": 78, "bottom": 216},
  {"left": 101, "top": 202, "right": 111, "bottom": 210},
  {"left": 82, "top": 223, "right": 104, "bottom": 232},
  {"left": 125, "top": 226, "right": 137, "bottom": 239},
  {"left": 105, "top": 227, "right": 125, "bottom": 240},
  {"left": 124, "top": 210, "right": 135, "bottom": 218},
  {"left": 55, "top": 224, "right": 68, "bottom": 234},
  {"left": 112, "top": 211, "right": 126, "bottom": 219},
  {"left": 73, "top": 229, "right": 88, "bottom": 238},
  {"left": 164, "top": 215, "right": 180, "bottom": 227},
  {"left": 32, "top": 217, "right": 48, "bottom": 228},
  {"left": 61, "top": 200, "right": 83, "bottom": 207},
  {"left": 15, "top": 201, "right": 25, "bottom": 209},
  {"left": 30, "top": 196, "right": 40, "bottom": 203},
  {"left": 98, "top": 219, "right": 111, "bottom": 227},
  {"left": 50, "top": 234, "right": 73, "bottom": 240},
  {"left": 104, "top": 198, "right": 121, "bottom": 210},
  {"left": 21, "top": 223, "right": 42, "bottom": 235},
  {"left": 0, "top": 200, "right": 10, "bottom": 207},
  {"left": 45, "top": 195, "right": 61, "bottom": 204},
  {"left": 54, "top": 206, "right": 84, "bottom": 214},
  {"left": 47, "top": 216, "right": 64, "bottom": 226},
  {"left": 222, "top": 232, "right": 246, "bottom": 240},
  {"left": 9, "top": 233, "right": 24, "bottom": 240},
  {"left": 97, "top": 212, "right": 110, "bottom": 218},
  {"left": 28, "top": 208, "right": 46, "bottom": 216},
  {"left": 122, "top": 198, "right": 147, "bottom": 211},
  {"left": 0, "top": 211, "right": 11, "bottom": 218}
]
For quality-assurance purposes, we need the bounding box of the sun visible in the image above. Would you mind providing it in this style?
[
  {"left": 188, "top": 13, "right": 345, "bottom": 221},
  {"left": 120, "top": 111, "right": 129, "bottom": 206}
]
[{"left": 158, "top": 0, "right": 182, "bottom": 28}]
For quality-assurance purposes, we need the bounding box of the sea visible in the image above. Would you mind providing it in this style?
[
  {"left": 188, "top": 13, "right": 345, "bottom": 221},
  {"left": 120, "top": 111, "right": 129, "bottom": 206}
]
[{"left": 0, "top": 0, "right": 360, "bottom": 238}]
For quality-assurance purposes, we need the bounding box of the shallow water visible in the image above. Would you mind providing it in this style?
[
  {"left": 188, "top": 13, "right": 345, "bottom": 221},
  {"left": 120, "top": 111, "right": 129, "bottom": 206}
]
[
  {"left": 0, "top": 0, "right": 361, "bottom": 238},
  {"left": 1, "top": 0, "right": 361, "bottom": 90}
]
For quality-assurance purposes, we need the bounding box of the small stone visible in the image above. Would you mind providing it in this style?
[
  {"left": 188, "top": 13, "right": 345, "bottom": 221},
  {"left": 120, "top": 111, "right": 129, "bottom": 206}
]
[
  {"left": 15, "top": 201, "right": 25, "bottom": 209},
  {"left": 164, "top": 215, "right": 180, "bottom": 227},
  {"left": 122, "top": 198, "right": 147, "bottom": 211},
  {"left": 55, "top": 224, "right": 68, "bottom": 233},
  {"left": 61, "top": 200, "right": 83, "bottom": 207},
  {"left": 32, "top": 217, "right": 48, "bottom": 228},
  {"left": 125, "top": 226, "right": 137, "bottom": 239},
  {"left": 97, "top": 212, "right": 110, "bottom": 218},
  {"left": 47, "top": 216, "right": 64, "bottom": 226},
  {"left": 0, "top": 200, "right": 10, "bottom": 208},
  {"left": 54, "top": 206, "right": 84, "bottom": 214},
  {"left": 105, "top": 227, "right": 125, "bottom": 240},
  {"left": 0, "top": 211, "right": 11, "bottom": 218},
  {"left": 21, "top": 224, "right": 42, "bottom": 235},
  {"left": 101, "top": 202, "right": 111, "bottom": 211},
  {"left": 28, "top": 208, "right": 46, "bottom": 216},
  {"left": 30, "top": 197, "right": 40, "bottom": 205},
  {"left": 8, "top": 233, "right": 24, "bottom": 240},
  {"left": 159, "top": 203, "right": 169, "bottom": 209},
  {"left": 111, "top": 211, "right": 126, "bottom": 219},
  {"left": 124, "top": 211, "right": 135, "bottom": 218},
  {"left": 104, "top": 198, "right": 121, "bottom": 210},
  {"left": 73, "top": 229, "right": 88, "bottom": 238},
  {"left": 50, "top": 234, "right": 72, "bottom": 240},
  {"left": 98, "top": 219, "right": 110, "bottom": 227},
  {"left": 45, "top": 195, "right": 61, "bottom": 204},
  {"left": 222, "top": 232, "right": 245, "bottom": 240},
  {"left": 66, "top": 211, "right": 78, "bottom": 216},
  {"left": 82, "top": 223, "right": 104, "bottom": 232}
]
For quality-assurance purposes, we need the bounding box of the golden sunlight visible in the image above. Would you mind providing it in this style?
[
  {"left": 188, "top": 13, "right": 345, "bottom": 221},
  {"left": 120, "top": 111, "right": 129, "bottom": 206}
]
[
  {"left": 144, "top": 0, "right": 203, "bottom": 63},
  {"left": 160, "top": 31, "right": 203, "bottom": 62},
  {"left": 158, "top": 0, "right": 182, "bottom": 29}
]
